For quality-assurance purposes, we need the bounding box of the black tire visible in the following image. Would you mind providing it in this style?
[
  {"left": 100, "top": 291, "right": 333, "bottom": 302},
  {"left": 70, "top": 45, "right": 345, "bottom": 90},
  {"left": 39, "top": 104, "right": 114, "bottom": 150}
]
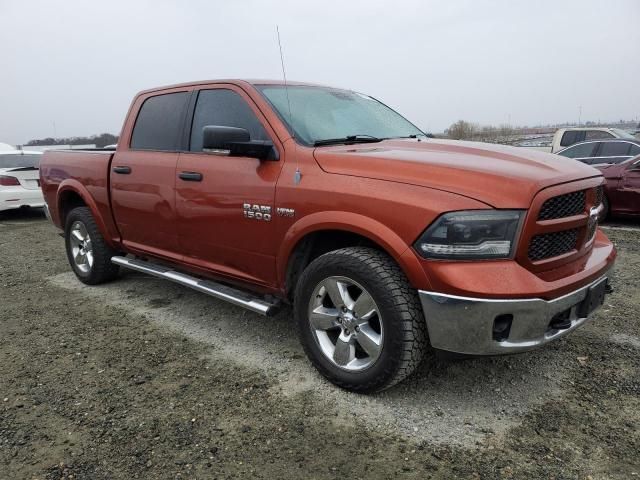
[
  {"left": 64, "top": 206, "right": 120, "bottom": 285},
  {"left": 599, "top": 195, "right": 609, "bottom": 222},
  {"left": 294, "top": 247, "right": 428, "bottom": 393}
]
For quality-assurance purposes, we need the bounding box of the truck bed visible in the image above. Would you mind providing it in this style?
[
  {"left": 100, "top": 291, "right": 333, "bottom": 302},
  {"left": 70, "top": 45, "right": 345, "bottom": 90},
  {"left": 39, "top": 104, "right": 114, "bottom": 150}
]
[{"left": 39, "top": 149, "right": 116, "bottom": 236}]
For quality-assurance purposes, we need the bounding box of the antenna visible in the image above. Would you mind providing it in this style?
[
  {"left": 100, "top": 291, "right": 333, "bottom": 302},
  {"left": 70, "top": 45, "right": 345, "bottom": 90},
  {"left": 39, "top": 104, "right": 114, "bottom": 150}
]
[{"left": 276, "top": 25, "right": 301, "bottom": 185}]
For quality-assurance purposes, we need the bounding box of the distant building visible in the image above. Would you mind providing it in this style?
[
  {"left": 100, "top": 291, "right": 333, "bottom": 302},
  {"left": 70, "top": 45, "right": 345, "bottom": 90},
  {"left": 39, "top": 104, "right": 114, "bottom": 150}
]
[{"left": 16, "top": 144, "right": 96, "bottom": 152}]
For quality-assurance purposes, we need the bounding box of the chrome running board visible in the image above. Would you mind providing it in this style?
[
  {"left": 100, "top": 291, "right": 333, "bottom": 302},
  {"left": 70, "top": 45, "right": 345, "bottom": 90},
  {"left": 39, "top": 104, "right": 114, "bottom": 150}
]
[{"left": 111, "top": 256, "right": 279, "bottom": 316}]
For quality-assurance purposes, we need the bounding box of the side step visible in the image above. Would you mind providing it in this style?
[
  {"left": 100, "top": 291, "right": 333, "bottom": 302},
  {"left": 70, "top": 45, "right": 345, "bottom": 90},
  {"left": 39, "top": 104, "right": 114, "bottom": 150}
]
[{"left": 111, "top": 256, "right": 280, "bottom": 316}]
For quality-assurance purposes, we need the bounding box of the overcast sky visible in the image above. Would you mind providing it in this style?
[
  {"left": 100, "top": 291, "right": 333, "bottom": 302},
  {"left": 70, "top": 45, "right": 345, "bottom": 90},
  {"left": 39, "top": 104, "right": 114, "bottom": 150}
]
[{"left": 1, "top": 0, "right": 639, "bottom": 145}]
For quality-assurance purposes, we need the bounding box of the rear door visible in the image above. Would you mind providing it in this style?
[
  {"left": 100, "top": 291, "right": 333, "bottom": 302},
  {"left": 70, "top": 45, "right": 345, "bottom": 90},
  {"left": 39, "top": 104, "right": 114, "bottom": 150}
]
[
  {"left": 175, "top": 86, "right": 283, "bottom": 286},
  {"left": 110, "top": 90, "right": 190, "bottom": 259}
]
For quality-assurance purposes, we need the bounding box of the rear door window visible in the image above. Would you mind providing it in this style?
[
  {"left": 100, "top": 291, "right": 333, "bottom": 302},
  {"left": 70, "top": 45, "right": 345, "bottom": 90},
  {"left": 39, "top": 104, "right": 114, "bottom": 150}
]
[
  {"left": 560, "top": 131, "right": 585, "bottom": 147},
  {"left": 189, "top": 89, "right": 270, "bottom": 152},
  {"left": 0, "top": 154, "right": 42, "bottom": 168},
  {"left": 600, "top": 142, "right": 631, "bottom": 157},
  {"left": 585, "top": 130, "right": 614, "bottom": 140},
  {"left": 629, "top": 144, "right": 640, "bottom": 156},
  {"left": 131, "top": 92, "right": 190, "bottom": 151},
  {"left": 558, "top": 142, "right": 598, "bottom": 159}
]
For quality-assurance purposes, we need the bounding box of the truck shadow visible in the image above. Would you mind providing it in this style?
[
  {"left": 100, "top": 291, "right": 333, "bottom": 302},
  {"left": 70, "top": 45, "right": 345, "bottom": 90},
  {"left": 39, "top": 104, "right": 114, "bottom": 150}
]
[
  {"left": 50, "top": 269, "right": 577, "bottom": 446},
  {"left": 601, "top": 217, "right": 640, "bottom": 228},
  {"left": 0, "top": 207, "right": 46, "bottom": 223}
]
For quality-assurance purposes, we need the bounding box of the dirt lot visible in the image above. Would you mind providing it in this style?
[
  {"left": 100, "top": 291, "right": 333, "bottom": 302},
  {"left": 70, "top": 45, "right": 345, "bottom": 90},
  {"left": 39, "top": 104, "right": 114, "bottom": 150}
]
[{"left": 1, "top": 209, "right": 638, "bottom": 479}]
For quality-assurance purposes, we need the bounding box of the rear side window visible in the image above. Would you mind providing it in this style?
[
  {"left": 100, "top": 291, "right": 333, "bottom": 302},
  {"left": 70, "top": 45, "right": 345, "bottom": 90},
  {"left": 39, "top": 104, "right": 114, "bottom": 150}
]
[
  {"left": 585, "top": 130, "right": 614, "bottom": 140},
  {"left": 560, "top": 131, "right": 584, "bottom": 147},
  {"left": 600, "top": 142, "right": 631, "bottom": 157},
  {"left": 629, "top": 144, "right": 640, "bottom": 156},
  {"left": 131, "top": 92, "right": 189, "bottom": 151},
  {"left": 0, "top": 153, "right": 42, "bottom": 168},
  {"left": 190, "top": 89, "right": 269, "bottom": 152},
  {"left": 558, "top": 142, "right": 598, "bottom": 159}
]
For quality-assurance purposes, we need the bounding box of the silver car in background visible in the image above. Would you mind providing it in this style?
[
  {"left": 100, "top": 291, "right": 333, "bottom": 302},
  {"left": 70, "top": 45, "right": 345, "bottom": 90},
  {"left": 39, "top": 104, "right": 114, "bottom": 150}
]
[{"left": 556, "top": 139, "right": 640, "bottom": 166}]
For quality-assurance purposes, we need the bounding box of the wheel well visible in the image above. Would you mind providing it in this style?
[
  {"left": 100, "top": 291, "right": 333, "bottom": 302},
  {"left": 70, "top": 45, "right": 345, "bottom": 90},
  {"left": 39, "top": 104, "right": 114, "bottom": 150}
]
[
  {"left": 58, "top": 191, "right": 86, "bottom": 227},
  {"left": 284, "top": 230, "right": 387, "bottom": 302}
]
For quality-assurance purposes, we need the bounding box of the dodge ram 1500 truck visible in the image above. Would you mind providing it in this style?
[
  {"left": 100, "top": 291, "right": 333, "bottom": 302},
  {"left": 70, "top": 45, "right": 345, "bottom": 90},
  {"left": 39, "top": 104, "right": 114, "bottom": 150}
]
[{"left": 41, "top": 80, "right": 616, "bottom": 392}]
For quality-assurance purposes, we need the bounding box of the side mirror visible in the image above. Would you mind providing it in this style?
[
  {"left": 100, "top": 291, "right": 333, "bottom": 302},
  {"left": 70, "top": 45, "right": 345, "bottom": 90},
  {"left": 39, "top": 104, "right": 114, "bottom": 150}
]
[{"left": 202, "top": 126, "right": 277, "bottom": 160}]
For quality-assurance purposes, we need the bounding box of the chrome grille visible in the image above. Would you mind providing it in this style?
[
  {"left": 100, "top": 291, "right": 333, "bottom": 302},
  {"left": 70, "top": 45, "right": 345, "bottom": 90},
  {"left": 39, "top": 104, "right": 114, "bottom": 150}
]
[
  {"left": 586, "top": 219, "right": 597, "bottom": 241},
  {"left": 528, "top": 229, "right": 579, "bottom": 261},
  {"left": 538, "top": 191, "right": 585, "bottom": 220}
]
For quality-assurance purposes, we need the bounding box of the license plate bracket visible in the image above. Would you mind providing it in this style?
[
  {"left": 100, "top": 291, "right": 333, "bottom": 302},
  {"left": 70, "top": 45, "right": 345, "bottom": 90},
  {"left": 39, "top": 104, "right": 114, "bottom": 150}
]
[{"left": 577, "top": 278, "right": 607, "bottom": 318}]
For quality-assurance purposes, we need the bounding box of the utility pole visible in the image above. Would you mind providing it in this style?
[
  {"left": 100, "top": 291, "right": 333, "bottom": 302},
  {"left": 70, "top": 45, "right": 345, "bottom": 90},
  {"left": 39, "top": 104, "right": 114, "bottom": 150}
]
[{"left": 578, "top": 106, "right": 582, "bottom": 126}]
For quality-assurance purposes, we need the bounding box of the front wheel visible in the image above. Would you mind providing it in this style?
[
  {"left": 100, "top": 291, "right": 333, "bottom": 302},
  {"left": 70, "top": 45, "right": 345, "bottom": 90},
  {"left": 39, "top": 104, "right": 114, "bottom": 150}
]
[{"left": 294, "top": 247, "right": 428, "bottom": 393}]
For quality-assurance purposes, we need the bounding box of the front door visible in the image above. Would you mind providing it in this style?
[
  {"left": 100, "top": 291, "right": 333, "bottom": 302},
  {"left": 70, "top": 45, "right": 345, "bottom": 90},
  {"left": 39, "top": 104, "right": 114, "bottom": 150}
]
[
  {"left": 110, "top": 90, "right": 190, "bottom": 259},
  {"left": 175, "top": 86, "right": 284, "bottom": 286},
  {"left": 618, "top": 158, "right": 640, "bottom": 215}
]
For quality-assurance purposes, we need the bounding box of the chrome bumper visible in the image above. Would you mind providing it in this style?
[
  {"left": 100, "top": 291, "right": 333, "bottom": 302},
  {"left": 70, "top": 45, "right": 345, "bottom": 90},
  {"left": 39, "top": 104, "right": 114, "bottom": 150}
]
[{"left": 418, "top": 273, "right": 611, "bottom": 355}]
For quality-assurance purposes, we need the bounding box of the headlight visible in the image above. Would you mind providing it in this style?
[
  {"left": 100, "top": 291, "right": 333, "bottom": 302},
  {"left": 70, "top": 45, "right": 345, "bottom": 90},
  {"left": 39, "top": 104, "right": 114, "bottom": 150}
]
[{"left": 414, "top": 210, "right": 525, "bottom": 260}]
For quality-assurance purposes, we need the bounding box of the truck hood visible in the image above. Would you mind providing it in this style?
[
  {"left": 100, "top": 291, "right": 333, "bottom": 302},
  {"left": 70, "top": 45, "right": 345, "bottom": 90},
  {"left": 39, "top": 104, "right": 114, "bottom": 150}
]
[{"left": 313, "top": 139, "right": 601, "bottom": 208}]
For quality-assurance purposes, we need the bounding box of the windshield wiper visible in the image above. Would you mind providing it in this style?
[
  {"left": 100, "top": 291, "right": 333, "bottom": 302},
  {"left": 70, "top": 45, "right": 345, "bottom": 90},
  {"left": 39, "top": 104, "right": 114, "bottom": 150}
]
[
  {"left": 313, "top": 135, "right": 383, "bottom": 147},
  {"left": 388, "top": 134, "right": 428, "bottom": 139}
]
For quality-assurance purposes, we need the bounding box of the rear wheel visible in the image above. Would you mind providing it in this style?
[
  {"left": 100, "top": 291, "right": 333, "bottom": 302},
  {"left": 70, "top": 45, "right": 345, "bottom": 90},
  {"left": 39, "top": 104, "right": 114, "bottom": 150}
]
[
  {"left": 65, "top": 206, "right": 119, "bottom": 285},
  {"left": 294, "top": 247, "right": 427, "bottom": 393}
]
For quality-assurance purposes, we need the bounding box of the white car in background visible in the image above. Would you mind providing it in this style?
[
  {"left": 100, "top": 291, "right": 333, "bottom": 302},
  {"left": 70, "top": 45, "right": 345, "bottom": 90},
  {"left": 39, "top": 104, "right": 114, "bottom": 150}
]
[
  {"left": 550, "top": 127, "right": 637, "bottom": 153},
  {"left": 0, "top": 150, "right": 44, "bottom": 212}
]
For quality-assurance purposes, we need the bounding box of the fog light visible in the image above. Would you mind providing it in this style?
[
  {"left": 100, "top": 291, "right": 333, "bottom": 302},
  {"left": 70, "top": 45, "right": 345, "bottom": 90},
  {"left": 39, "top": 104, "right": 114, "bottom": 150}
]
[
  {"left": 548, "top": 309, "right": 571, "bottom": 331},
  {"left": 493, "top": 314, "right": 513, "bottom": 342}
]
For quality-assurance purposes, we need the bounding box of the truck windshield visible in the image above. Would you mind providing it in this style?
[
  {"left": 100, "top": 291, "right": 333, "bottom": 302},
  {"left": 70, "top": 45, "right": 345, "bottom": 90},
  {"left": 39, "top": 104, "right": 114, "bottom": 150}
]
[
  {"left": 256, "top": 85, "right": 425, "bottom": 146},
  {"left": 0, "top": 153, "right": 42, "bottom": 169}
]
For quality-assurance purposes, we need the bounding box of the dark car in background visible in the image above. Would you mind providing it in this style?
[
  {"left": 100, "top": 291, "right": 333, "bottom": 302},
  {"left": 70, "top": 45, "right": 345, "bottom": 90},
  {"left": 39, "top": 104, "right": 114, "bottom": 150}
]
[
  {"left": 557, "top": 139, "right": 640, "bottom": 166},
  {"left": 595, "top": 155, "right": 640, "bottom": 219}
]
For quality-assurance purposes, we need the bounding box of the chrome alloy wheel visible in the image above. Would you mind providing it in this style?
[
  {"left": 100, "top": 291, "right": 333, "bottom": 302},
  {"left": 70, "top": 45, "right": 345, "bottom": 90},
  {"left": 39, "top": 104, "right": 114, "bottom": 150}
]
[
  {"left": 308, "top": 276, "right": 383, "bottom": 371},
  {"left": 69, "top": 220, "right": 94, "bottom": 273}
]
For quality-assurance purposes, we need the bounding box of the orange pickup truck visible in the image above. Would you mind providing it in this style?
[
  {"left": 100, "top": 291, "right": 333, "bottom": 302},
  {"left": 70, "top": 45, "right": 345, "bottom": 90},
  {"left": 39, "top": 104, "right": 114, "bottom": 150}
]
[{"left": 40, "top": 80, "right": 616, "bottom": 392}]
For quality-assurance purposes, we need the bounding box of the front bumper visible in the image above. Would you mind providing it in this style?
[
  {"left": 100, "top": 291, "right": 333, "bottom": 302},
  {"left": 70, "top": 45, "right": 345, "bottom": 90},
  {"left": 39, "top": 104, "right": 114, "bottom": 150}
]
[{"left": 418, "top": 272, "right": 611, "bottom": 355}]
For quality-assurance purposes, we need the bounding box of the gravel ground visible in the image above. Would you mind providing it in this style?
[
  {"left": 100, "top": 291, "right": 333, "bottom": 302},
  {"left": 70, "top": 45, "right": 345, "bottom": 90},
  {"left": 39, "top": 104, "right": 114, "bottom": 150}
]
[{"left": 0, "top": 208, "right": 639, "bottom": 479}]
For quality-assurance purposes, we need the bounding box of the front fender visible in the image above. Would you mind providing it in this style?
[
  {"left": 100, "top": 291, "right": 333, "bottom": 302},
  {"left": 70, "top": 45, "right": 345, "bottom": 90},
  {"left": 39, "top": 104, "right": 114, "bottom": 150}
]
[{"left": 276, "top": 210, "right": 432, "bottom": 291}]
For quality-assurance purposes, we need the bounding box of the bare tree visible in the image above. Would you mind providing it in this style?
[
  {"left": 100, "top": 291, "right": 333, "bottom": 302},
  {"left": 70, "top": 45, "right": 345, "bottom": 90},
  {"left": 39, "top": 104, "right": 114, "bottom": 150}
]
[
  {"left": 446, "top": 121, "right": 516, "bottom": 143},
  {"left": 445, "top": 120, "right": 476, "bottom": 140}
]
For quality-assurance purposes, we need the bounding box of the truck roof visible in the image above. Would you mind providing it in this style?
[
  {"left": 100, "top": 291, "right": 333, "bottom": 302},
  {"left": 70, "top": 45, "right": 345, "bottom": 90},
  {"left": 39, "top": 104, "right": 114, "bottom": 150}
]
[
  {"left": 137, "top": 79, "right": 330, "bottom": 96},
  {"left": 559, "top": 127, "right": 617, "bottom": 131}
]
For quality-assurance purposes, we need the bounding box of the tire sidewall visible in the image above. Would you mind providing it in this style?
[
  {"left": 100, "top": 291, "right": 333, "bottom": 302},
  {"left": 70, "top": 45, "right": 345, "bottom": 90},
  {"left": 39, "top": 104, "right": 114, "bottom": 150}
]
[
  {"left": 64, "top": 207, "right": 119, "bottom": 285},
  {"left": 295, "top": 252, "right": 411, "bottom": 390}
]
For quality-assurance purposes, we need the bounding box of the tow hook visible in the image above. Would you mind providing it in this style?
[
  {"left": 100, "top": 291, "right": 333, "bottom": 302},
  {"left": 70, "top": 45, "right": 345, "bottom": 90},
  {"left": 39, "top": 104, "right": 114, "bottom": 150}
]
[{"left": 605, "top": 281, "right": 614, "bottom": 295}]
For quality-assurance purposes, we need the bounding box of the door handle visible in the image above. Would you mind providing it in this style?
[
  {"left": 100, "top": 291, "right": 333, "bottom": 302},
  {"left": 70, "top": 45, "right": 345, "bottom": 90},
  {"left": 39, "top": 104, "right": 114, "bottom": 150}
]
[
  {"left": 112, "top": 166, "right": 131, "bottom": 174},
  {"left": 179, "top": 171, "right": 203, "bottom": 182}
]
